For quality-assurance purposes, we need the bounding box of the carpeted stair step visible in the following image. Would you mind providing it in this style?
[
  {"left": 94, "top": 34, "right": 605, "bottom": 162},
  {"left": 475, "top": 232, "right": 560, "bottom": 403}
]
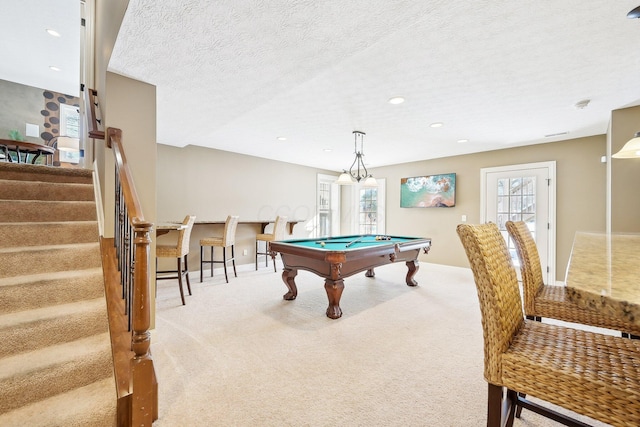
[
  {"left": 0, "top": 332, "right": 114, "bottom": 415},
  {"left": 0, "top": 268, "right": 105, "bottom": 315},
  {"left": 0, "top": 377, "right": 116, "bottom": 427},
  {"left": 0, "top": 221, "right": 99, "bottom": 248},
  {"left": 0, "top": 162, "right": 118, "bottom": 425},
  {"left": 0, "top": 298, "right": 109, "bottom": 358},
  {"left": 0, "top": 162, "right": 93, "bottom": 185},
  {"left": 0, "top": 179, "right": 94, "bottom": 201},
  {"left": 0, "top": 199, "right": 97, "bottom": 222},
  {"left": 0, "top": 242, "right": 101, "bottom": 279}
]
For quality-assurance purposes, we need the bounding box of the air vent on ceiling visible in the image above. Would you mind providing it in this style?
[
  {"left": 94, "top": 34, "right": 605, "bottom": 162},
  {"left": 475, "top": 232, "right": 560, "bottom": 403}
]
[{"left": 544, "top": 132, "right": 569, "bottom": 138}]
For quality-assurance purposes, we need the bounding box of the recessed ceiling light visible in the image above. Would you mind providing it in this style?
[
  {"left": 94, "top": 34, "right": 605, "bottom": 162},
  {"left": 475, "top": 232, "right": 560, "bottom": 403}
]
[
  {"left": 388, "top": 96, "right": 405, "bottom": 105},
  {"left": 46, "top": 28, "right": 61, "bottom": 37},
  {"left": 49, "top": 66, "right": 61, "bottom": 72},
  {"left": 276, "top": 136, "right": 287, "bottom": 141},
  {"left": 323, "top": 148, "right": 332, "bottom": 152},
  {"left": 457, "top": 139, "right": 468, "bottom": 143},
  {"left": 430, "top": 122, "right": 444, "bottom": 128}
]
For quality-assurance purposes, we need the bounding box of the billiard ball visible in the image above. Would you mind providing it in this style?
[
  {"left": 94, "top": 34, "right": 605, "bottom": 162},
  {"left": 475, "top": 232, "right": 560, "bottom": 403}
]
[{"left": 320, "top": 242, "right": 325, "bottom": 247}]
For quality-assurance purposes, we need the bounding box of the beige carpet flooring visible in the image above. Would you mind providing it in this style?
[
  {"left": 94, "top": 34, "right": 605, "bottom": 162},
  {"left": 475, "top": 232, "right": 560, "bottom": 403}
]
[{"left": 152, "top": 262, "right": 608, "bottom": 427}]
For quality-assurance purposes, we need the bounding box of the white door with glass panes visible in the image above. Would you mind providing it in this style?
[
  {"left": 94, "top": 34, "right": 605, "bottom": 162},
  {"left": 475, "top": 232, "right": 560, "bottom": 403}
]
[
  {"left": 344, "top": 180, "right": 386, "bottom": 235},
  {"left": 481, "top": 162, "right": 556, "bottom": 285}
]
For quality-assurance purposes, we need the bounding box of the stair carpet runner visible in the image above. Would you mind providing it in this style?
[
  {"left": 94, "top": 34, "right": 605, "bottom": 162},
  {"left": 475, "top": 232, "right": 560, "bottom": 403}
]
[{"left": 0, "top": 162, "right": 116, "bottom": 426}]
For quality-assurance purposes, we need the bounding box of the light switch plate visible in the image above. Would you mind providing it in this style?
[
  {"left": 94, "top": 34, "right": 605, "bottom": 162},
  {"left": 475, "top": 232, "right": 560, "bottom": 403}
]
[{"left": 25, "top": 123, "right": 39, "bottom": 137}]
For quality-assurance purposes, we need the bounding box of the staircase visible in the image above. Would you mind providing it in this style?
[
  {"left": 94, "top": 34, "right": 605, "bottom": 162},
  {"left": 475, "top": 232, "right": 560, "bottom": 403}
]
[{"left": 0, "top": 162, "right": 117, "bottom": 426}]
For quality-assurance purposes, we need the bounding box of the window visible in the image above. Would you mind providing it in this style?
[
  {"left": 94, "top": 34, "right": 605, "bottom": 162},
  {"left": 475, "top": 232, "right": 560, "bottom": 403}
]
[
  {"left": 316, "top": 174, "right": 340, "bottom": 238},
  {"left": 497, "top": 176, "right": 536, "bottom": 266},
  {"left": 59, "top": 103, "right": 80, "bottom": 138},
  {"left": 58, "top": 103, "right": 80, "bottom": 163},
  {"left": 318, "top": 182, "right": 331, "bottom": 237},
  {"left": 359, "top": 188, "right": 378, "bottom": 234}
]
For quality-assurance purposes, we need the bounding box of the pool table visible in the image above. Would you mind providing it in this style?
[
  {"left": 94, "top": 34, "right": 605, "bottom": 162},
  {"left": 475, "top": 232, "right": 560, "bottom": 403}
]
[{"left": 269, "top": 234, "right": 432, "bottom": 319}]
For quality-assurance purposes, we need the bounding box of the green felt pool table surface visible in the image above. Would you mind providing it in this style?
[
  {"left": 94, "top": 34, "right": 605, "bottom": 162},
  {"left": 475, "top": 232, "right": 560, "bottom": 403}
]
[{"left": 280, "top": 234, "right": 422, "bottom": 251}]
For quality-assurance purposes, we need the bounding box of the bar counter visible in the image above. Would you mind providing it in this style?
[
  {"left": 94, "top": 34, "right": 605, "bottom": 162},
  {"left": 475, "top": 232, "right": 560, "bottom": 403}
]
[{"left": 565, "top": 232, "right": 640, "bottom": 327}]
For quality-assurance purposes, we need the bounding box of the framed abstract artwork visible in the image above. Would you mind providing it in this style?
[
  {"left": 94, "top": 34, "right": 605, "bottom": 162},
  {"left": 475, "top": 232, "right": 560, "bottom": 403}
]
[{"left": 400, "top": 173, "right": 456, "bottom": 208}]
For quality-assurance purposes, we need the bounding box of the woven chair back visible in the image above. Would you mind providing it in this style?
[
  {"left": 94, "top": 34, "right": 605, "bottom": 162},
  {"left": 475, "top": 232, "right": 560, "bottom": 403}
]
[
  {"left": 505, "top": 221, "right": 545, "bottom": 315},
  {"left": 177, "top": 215, "right": 196, "bottom": 257},
  {"left": 222, "top": 215, "right": 240, "bottom": 246},
  {"left": 456, "top": 222, "right": 524, "bottom": 384},
  {"left": 272, "top": 216, "right": 288, "bottom": 241}
]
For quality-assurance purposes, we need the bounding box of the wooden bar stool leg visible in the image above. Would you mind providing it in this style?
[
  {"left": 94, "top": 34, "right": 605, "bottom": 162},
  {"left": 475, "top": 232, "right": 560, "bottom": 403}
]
[
  {"left": 505, "top": 389, "right": 517, "bottom": 427},
  {"left": 231, "top": 245, "right": 237, "bottom": 277},
  {"left": 210, "top": 246, "right": 214, "bottom": 278},
  {"left": 269, "top": 243, "right": 276, "bottom": 272},
  {"left": 222, "top": 247, "right": 229, "bottom": 283},
  {"left": 200, "top": 245, "right": 204, "bottom": 283},
  {"left": 176, "top": 258, "right": 186, "bottom": 305},
  {"left": 487, "top": 384, "right": 502, "bottom": 427},
  {"left": 184, "top": 255, "right": 192, "bottom": 295}
]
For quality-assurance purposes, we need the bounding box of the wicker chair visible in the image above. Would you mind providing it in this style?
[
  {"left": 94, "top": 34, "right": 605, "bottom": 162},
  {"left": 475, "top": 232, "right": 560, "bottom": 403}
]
[
  {"left": 506, "top": 220, "right": 640, "bottom": 337},
  {"left": 156, "top": 215, "right": 196, "bottom": 305},
  {"left": 457, "top": 222, "right": 640, "bottom": 427},
  {"left": 255, "top": 216, "right": 287, "bottom": 271},
  {"left": 199, "top": 215, "right": 239, "bottom": 283}
]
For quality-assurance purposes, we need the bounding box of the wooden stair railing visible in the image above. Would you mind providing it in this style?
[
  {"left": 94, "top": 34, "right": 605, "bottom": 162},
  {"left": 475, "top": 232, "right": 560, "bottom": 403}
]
[
  {"left": 108, "top": 127, "right": 157, "bottom": 426},
  {"left": 86, "top": 87, "right": 157, "bottom": 426}
]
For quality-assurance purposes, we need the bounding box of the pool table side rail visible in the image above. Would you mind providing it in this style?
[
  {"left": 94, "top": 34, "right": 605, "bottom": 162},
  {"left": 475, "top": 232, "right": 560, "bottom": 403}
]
[
  {"left": 270, "top": 237, "right": 431, "bottom": 279},
  {"left": 279, "top": 234, "right": 426, "bottom": 245}
]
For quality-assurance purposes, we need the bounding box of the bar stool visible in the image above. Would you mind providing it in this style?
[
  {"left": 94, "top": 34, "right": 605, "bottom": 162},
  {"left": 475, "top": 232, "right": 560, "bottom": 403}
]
[
  {"left": 255, "top": 216, "right": 287, "bottom": 271},
  {"left": 199, "top": 215, "right": 239, "bottom": 283},
  {"left": 156, "top": 215, "right": 196, "bottom": 305}
]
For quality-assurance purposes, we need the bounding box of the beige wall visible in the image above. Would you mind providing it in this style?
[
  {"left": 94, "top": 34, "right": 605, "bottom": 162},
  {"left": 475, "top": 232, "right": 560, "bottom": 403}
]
[
  {"left": 105, "top": 71, "right": 157, "bottom": 228},
  {"left": 611, "top": 105, "right": 640, "bottom": 232},
  {"left": 93, "top": 0, "right": 130, "bottom": 227},
  {"left": 156, "top": 136, "right": 607, "bottom": 282},
  {"left": 156, "top": 144, "right": 332, "bottom": 270},
  {"left": 0, "top": 80, "right": 44, "bottom": 142},
  {"left": 367, "top": 136, "right": 607, "bottom": 281},
  {"left": 103, "top": 71, "right": 158, "bottom": 322}
]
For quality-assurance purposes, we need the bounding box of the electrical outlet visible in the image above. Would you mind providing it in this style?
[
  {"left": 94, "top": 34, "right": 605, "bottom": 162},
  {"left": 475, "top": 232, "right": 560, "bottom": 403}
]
[
  {"left": 243, "top": 249, "right": 248, "bottom": 256},
  {"left": 461, "top": 215, "right": 467, "bottom": 222}
]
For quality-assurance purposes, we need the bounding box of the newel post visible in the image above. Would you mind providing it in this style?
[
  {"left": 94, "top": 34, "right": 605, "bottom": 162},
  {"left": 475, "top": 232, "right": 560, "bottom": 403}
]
[{"left": 131, "top": 218, "right": 155, "bottom": 426}]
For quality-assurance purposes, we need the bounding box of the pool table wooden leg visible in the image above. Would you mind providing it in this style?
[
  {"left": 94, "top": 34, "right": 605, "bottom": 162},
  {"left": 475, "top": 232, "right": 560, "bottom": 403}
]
[
  {"left": 324, "top": 278, "right": 344, "bottom": 319},
  {"left": 405, "top": 260, "right": 419, "bottom": 286},
  {"left": 282, "top": 268, "right": 298, "bottom": 300}
]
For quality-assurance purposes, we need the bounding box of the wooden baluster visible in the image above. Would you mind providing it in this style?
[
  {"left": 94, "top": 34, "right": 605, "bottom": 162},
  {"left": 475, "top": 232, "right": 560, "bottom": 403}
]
[{"left": 131, "top": 220, "right": 154, "bottom": 426}]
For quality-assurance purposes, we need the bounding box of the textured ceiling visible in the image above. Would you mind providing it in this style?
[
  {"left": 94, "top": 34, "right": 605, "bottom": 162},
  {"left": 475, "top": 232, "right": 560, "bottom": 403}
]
[{"left": 109, "top": 0, "right": 640, "bottom": 172}]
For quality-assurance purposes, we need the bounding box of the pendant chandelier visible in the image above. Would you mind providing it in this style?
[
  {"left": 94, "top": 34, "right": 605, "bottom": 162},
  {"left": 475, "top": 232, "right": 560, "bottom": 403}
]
[
  {"left": 335, "top": 131, "right": 377, "bottom": 186},
  {"left": 612, "top": 131, "right": 640, "bottom": 158}
]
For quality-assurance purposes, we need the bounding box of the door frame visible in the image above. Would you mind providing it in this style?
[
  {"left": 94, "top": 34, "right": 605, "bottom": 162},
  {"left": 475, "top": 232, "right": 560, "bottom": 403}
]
[{"left": 480, "top": 161, "right": 557, "bottom": 284}]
